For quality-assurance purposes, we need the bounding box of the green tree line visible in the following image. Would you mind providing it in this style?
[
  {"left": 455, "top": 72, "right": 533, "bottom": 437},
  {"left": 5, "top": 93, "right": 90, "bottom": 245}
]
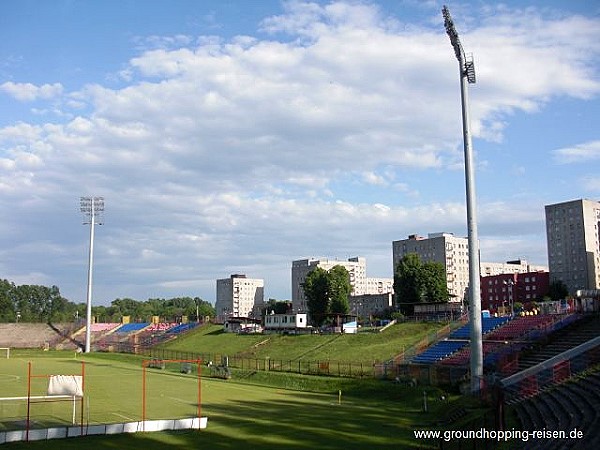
[{"left": 0, "top": 279, "right": 215, "bottom": 323}]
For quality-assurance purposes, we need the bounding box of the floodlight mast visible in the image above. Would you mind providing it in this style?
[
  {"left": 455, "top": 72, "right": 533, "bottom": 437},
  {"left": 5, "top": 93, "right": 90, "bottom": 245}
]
[
  {"left": 80, "top": 196, "right": 104, "bottom": 353},
  {"left": 442, "top": 5, "right": 483, "bottom": 394}
]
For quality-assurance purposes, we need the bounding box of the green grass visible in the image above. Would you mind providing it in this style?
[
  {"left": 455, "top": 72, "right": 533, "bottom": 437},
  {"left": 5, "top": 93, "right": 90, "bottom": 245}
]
[
  {"left": 0, "top": 350, "right": 464, "bottom": 449},
  {"left": 162, "top": 322, "right": 444, "bottom": 363}
]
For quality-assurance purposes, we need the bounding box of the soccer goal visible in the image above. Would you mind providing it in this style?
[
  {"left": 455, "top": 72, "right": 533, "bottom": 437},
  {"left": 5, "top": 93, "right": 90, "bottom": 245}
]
[
  {"left": 0, "top": 347, "right": 9, "bottom": 359},
  {"left": 24, "top": 361, "right": 85, "bottom": 440},
  {"left": 0, "top": 361, "right": 86, "bottom": 442}
]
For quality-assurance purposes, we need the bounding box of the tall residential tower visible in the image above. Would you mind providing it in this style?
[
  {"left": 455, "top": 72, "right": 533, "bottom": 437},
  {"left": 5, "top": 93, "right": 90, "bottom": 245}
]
[
  {"left": 392, "top": 233, "right": 470, "bottom": 302},
  {"left": 215, "top": 274, "right": 264, "bottom": 321},
  {"left": 545, "top": 199, "right": 600, "bottom": 294}
]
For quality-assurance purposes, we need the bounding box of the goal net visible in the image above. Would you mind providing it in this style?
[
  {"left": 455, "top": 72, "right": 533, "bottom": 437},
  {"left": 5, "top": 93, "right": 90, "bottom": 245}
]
[{"left": 0, "top": 362, "right": 86, "bottom": 434}]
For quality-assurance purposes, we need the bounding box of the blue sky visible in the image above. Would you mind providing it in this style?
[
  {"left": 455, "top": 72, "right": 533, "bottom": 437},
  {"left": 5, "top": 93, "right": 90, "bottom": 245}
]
[{"left": 1, "top": 0, "right": 599, "bottom": 305}]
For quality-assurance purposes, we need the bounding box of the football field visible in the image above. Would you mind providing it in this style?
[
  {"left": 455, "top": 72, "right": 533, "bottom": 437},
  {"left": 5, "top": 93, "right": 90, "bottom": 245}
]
[{"left": 0, "top": 351, "right": 442, "bottom": 449}]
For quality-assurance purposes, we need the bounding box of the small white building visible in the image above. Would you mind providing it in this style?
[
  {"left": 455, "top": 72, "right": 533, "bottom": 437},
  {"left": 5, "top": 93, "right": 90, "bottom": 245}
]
[
  {"left": 223, "top": 317, "right": 262, "bottom": 334},
  {"left": 264, "top": 313, "right": 308, "bottom": 331}
]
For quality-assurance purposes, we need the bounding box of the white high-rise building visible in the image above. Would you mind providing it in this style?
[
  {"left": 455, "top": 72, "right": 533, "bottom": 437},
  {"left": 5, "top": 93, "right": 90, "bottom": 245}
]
[
  {"left": 480, "top": 259, "right": 548, "bottom": 277},
  {"left": 545, "top": 199, "right": 600, "bottom": 294},
  {"left": 393, "top": 232, "right": 471, "bottom": 302},
  {"left": 291, "top": 257, "right": 392, "bottom": 312},
  {"left": 215, "top": 274, "right": 264, "bottom": 321}
]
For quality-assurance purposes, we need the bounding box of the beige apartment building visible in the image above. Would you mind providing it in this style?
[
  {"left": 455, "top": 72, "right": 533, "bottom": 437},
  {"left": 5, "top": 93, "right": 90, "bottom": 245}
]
[
  {"left": 215, "top": 274, "right": 264, "bottom": 322},
  {"left": 291, "top": 257, "right": 393, "bottom": 313},
  {"left": 545, "top": 199, "right": 600, "bottom": 294},
  {"left": 393, "top": 232, "right": 470, "bottom": 302},
  {"left": 393, "top": 232, "right": 550, "bottom": 304}
]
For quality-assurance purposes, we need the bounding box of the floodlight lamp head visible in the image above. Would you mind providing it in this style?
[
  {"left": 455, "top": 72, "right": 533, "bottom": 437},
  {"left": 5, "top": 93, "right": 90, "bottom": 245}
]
[
  {"left": 79, "top": 196, "right": 105, "bottom": 224},
  {"left": 442, "top": 5, "right": 476, "bottom": 84},
  {"left": 442, "top": 5, "right": 462, "bottom": 62}
]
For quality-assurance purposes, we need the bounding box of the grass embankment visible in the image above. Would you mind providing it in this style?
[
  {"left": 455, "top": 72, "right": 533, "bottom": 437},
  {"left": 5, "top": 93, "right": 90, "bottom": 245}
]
[{"left": 160, "top": 321, "right": 445, "bottom": 364}]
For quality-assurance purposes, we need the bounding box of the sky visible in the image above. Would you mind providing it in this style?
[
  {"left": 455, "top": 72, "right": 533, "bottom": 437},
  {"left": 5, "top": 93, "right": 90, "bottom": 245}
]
[{"left": 1, "top": 0, "right": 599, "bottom": 306}]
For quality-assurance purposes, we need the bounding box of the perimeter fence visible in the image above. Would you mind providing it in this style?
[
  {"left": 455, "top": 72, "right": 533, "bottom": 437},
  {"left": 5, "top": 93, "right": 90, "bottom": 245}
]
[{"left": 112, "top": 345, "right": 378, "bottom": 378}]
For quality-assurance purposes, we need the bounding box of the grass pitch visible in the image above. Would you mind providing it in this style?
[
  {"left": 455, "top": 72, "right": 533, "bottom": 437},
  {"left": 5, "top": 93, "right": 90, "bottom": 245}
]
[{"left": 0, "top": 350, "right": 456, "bottom": 449}]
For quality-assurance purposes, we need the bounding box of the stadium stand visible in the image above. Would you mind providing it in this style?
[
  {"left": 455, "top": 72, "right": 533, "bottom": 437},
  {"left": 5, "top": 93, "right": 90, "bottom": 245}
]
[
  {"left": 511, "top": 370, "right": 600, "bottom": 449},
  {"left": 483, "top": 315, "right": 559, "bottom": 341},
  {"left": 516, "top": 315, "right": 600, "bottom": 372},
  {"left": 90, "top": 323, "right": 120, "bottom": 332},
  {"left": 145, "top": 322, "right": 176, "bottom": 332},
  {"left": 448, "top": 316, "right": 512, "bottom": 339},
  {"left": 439, "top": 341, "right": 505, "bottom": 366},
  {"left": 0, "top": 323, "right": 76, "bottom": 349},
  {"left": 166, "top": 322, "right": 199, "bottom": 335},
  {"left": 114, "top": 323, "right": 150, "bottom": 333},
  {"left": 411, "top": 340, "right": 467, "bottom": 364}
]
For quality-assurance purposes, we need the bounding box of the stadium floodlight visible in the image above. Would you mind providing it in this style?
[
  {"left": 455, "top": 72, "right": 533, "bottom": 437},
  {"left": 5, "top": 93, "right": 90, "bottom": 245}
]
[
  {"left": 442, "top": 6, "right": 483, "bottom": 394},
  {"left": 80, "top": 196, "right": 104, "bottom": 353}
]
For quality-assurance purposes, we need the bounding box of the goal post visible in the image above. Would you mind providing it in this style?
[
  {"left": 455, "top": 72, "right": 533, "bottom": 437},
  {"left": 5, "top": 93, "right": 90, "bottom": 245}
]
[
  {"left": 25, "top": 361, "right": 86, "bottom": 441},
  {"left": 0, "top": 347, "right": 9, "bottom": 359},
  {"left": 141, "top": 358, "right": 202, "bottom": 432}
]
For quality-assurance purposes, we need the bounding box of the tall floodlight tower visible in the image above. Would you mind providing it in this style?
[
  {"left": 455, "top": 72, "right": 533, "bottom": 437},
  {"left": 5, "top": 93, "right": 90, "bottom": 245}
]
[
  {"left": 442, "top": 6, "right": 483, "bottom": 393},
  {"left": 80, "top": 196, "right": 104, "bottom": 353}
]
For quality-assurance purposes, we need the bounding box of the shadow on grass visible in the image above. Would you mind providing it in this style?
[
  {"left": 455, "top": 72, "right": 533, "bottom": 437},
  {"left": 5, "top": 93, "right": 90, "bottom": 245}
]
[{"left": 3, "top": 387, "right": 444, "bottom": 450}]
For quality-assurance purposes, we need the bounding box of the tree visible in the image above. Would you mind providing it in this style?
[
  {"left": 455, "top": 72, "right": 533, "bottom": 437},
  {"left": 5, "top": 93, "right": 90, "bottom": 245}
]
[
  {"left": 394, "top": 253, "right": 424, "bottom": 314},
  {"left": 394, "top": 253, "right": 449, "bottom": 315},
  {"left": 193, "top": 297, "right": 215, "bottom": 320},
  {"left": 0, "top": 278, "right": 216, "bottom": 324},
  {"left": 328, "top": 265, "right": 351, "bottom": 315},
  {"left": 548, "top": 279, "right": 569, "bottom": 301},
  {"left": 303, "top": 265, "right": 352, "bottom": 327},
  {"left": 303, "top": 267, "right": 329, "bottom": 327},
  {"left": 0, "top": 279, "right": 16, "bottom": 322},
  {"left": 262, "top": 298, "right": 292, "bottom": 316},
  {"left": 421, "top": 262, "right": 449, "bottom": 302}
]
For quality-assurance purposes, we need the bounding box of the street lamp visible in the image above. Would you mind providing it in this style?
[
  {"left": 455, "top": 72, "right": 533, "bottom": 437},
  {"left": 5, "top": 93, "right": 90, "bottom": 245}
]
[
  {"left": 80, "top": 196, "right": 104, "bottom": 353},
  {"left": 442, "top": 6, "right": 483, "bottom": 394}
]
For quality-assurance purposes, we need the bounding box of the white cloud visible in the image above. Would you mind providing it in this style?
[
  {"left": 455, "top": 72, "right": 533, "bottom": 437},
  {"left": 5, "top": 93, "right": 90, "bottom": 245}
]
[
  {"left": 0, "top": 82, "right": 63, "bottom": 102},
  {"left": 362, "top": 171, "right": 387, "bottom": 186},
  {"left": 0, "top": 1, "right": 597, "bottom": 302},
  {"left": 552, "top": 140, "right": 600, "bottom": 164}
]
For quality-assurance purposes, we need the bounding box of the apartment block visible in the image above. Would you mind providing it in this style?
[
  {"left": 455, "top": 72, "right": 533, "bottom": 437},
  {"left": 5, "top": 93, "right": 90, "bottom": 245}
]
[
  {"left": 215, "top": 274, "right": 264, "bottom": 322},
  {"left": 392, "top": 232, "right": 470, "bottom": 302},
  {"left": 393, "top": 233, "right": 549, "bottom": 304},
  {"left": 481, "top": 259, "right": 548, "bottom": 277},
  {"left": 348, "top": 292, "right": 393, "bottom": 318},
  {"left": 291, "top": 257, "right": 392, "bottom": 313},
  {"left": 545, "top": 198, "right": 600, "bottom": 294}
]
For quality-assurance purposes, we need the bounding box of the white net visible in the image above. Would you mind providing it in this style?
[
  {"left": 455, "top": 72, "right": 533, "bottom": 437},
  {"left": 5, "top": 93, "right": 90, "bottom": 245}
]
[{"left": 47, "top": 375, "right": 83, "bottom": 397}]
